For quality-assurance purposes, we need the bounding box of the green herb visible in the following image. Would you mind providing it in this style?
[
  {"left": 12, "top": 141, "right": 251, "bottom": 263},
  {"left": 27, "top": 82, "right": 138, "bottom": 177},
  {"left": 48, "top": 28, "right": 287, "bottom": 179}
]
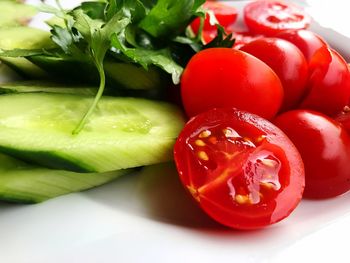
[{"left": 0, "top": 0, "right": 234, "bottom": 134}]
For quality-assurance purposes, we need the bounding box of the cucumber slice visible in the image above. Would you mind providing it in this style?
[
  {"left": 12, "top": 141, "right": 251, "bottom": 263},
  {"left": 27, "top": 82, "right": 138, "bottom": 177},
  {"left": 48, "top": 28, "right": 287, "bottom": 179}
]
[
  {"left": 0, "top": 57, "right": 48, "bottom": 79},
  {"left": 0, "top": 153, "right": 132, "bottom": 203},
  {"left": 0, "top": 81, "right": 97, "bottom": 95},
  {"left": 0, "top": 1, "right": 37, "bottom": 28},
  {"left": 0, "top": 93, "right": 185, "bottom": 172},
  {"left": 28, "top": 56, "right": 167, "bottom": 93},
  {"left": 0, "top": 27, "right": 55, "bottom": 78},
  {"left": 0, "top": 27, "right": 55, "bottom": 50}
]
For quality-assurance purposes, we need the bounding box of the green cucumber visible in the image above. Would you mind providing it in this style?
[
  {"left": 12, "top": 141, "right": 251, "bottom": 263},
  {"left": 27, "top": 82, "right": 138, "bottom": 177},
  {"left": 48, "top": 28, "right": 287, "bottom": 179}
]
[
  {"left": 0, "top": 1, "right": 37, "bottom": 28},
  {"left": 0, "top": 27, "right": 55, "bottom": 50},
  {"left": 0, "top": 27, "right": 55, "bottom": 78},
  {"left": 0, "top": 93, "right": 185, "bottom": 172},
  {"left": 28, "top": 55, "right": 167, "bottom": 94},
  {"left": 0, "top": 57, "right": 48, "bottom": 79},
  {"left": 0, "top": 153, "right": 132, "bottom": 203},
  {"left": 0, "top": 81, "right": 97, "bottom": 95}
]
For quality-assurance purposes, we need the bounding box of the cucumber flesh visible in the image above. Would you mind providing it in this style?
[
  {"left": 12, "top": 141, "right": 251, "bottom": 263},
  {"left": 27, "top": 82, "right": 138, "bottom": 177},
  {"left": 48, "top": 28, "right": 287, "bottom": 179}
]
[
  {"left": 0, "top": 1, "right": 37, "bottom": 28},
  {"left": 0, "top": 153, "right": 132, "bottom": 203},
  {"left": 0, "top": 93, "right": 185, "bottom": 172},
  {"left": 0, "top": 27, "right": 55, "bottom": 78},
  {"left": 0, "top": 57, "right": 49, "bottom": 79},
  {"left": 0, "top": 81, "right": 97, "bottom": 95},
  {"left": 0, "top": 27, "right": 55, "bottom": 50}
]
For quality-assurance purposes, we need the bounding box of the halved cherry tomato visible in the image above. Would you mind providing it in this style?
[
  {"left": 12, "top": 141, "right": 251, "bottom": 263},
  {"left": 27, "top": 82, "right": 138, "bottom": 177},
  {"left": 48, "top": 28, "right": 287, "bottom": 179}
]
[
  {"left": 174, "top": 108, "right": 305, "bottom": 229},
  {"left": 191, "top": 1, "right": 238, "bottom": 34},
  {"left": 240, "top": 38, "right": 308, "bottom": 111},
  {"left": 181, "top": 48, "right": 283, "bottom": 119},
  {"left": 276, "top": 29, "right": 328, "bottom": 61},
  {"left": 299, "top": 47, "right": 350, "bottom": 116},
  {"left": 274, "top": 110, "right": 350, "bottom": 199},
  {"left": 244, "top": 0, "right": 311, "bottom": 36}
]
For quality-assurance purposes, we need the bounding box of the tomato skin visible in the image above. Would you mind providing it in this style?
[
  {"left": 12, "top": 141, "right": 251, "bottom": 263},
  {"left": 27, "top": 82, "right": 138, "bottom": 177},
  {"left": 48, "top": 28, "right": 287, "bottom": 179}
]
[
  {"left": 240, "top": 38, "right": 308, "bottom": 111},
  {"left": 335, "top": 107, "right": 350, "bottom": 134},
  {"left": 191, "top": 1, "right": 238, "bottom": 34},
  {"left": 174, "top": 108, "right": 305, "bottom": 229},
  {"left": 232, "top": 32, "right": 264, "bottom": 49},
  {"left": 299, "top": 47, "right": 350, "bottom": 116},
  {"left": 276, "top": 29, "right": 328, "bottom": 61},
  {"left": 274, "top": 110, "right": 350, "bottom": 199},
  {"left": 244, "top": 0, "right": 311, "bottom": 36},
  {"left": 181, "top": 48, "right": 283, "bottom": 119}
]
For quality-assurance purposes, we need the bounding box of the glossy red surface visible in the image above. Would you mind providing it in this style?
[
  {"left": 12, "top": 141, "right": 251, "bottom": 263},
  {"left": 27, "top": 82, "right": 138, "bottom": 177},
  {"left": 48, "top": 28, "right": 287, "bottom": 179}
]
[
  {"left": 240, "top": 37, "right": 308, "bottom": 111},
  {"left": 174, "top": 108, "right": 305, "bottom": 229},
  {"left": 244, "top": 0, "right": 311, "bottom": 36},
  {"left": 180, "top": 48, "right": 283, "bottom": 119},
  {"left": 274, "top": 110, "right": 350, "bottom": 198}
]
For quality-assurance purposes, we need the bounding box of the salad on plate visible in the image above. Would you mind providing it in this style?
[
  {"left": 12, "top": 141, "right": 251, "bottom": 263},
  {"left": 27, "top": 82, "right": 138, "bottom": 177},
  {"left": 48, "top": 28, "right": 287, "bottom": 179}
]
[{"left": 0, "top": 0, "right": 350, "bottom": 231}]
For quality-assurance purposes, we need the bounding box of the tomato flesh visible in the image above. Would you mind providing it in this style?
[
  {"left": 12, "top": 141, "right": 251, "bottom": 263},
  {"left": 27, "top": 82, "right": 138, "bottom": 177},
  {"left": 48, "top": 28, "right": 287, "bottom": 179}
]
[
  {"left": 181, "top": 48, "right": 283, "bottom": 119},
  {"left": 240, "top": 37, "right": 308, "bottom": 111},
  {"left": 174, "top": 108, "right": 305, "bottom": 229},
  {"left": 191, "top": 1, "right": 238, "bottom": 34},
  {"left": 274, "top": 110, "right": 350, "bottom": 199},
  {"left": 244, "top": 0, "right": 311, "bottom": 36}
]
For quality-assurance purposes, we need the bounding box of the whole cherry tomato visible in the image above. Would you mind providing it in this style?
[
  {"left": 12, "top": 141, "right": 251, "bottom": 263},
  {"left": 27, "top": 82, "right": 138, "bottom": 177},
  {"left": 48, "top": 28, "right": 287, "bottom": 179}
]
[
  {"left": 299, "top": 47, "right": 350, "bottom": 116},
  {"left": 274, "top": 110, "right": 350, "bottom": 199},
  {"left": 240, "top": 38, "right": 308, "bottom": 111},
  {"left": 244, "top": 0, "right": 311, "bottom": 36},
  {"left": 335, "top": 106, "right": 350, "bottom": 133},
  {"left": 191, "top": 1, "right": 238, "bottom": 34},
  {"left": 181, "top": 48, "right": 283, "bottom": 119},
  {"left": 174, "top": 108, "right": 305, "bottom": 229},
  {"left": 276, "top": 29, "right": 328, "bottom": 61}
]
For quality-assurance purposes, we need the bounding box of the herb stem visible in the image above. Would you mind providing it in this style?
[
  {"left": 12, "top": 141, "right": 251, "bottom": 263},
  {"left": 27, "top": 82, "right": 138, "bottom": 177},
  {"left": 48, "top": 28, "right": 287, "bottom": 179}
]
[{"left": 72, "top": 57, "right": 106, "bottom": 135}]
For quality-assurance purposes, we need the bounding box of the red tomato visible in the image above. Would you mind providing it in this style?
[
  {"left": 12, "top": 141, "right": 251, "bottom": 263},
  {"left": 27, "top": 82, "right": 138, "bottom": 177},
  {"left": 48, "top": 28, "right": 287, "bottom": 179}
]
[
  {"left": 191, "top": 1, "right": 238, "bottom": 34},
  {"left": 240, "top": 38, "right": 308, "bottom": 111},
  {"left": 274, "top": 110, "right": 350, "bottom": 199},
  {"left": 244, "top": 0, "right": 311, "bottom": 36},
  {"left": 276, "top": 29, "right": 328, "bottom": 61},
  {"left": 299, "top": 47, "right": 350, "bottom": 116},
  {"left": 335, "top": 106, "right": 350, "bottom": 133},
  {"left": 232, "top": 31, "right": 264, "bottom": 49},
  {"left": 181, "top": 48, "right": 283, "bottom": 119},
  {"left": 174, "top": 108, "right": 305, "bottom": 229}
]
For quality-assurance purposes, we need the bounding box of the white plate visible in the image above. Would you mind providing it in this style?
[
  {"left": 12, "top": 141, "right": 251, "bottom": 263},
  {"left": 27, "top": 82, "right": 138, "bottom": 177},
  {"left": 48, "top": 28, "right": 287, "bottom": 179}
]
[{"left": 1, "top": 1, "right": 350, "bottom": 262}]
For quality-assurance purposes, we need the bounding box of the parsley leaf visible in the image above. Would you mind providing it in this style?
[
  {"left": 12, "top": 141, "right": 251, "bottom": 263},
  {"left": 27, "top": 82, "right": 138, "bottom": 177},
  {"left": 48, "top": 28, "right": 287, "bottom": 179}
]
[
  {"left": 71, "top": 9, "right": 131, "bottom": 134},
  {"left": 111, "top": 34, "right": 183, "bottom": 84},
  {"left": 139, "top": 0, "right": 205, "bottom": 38}
]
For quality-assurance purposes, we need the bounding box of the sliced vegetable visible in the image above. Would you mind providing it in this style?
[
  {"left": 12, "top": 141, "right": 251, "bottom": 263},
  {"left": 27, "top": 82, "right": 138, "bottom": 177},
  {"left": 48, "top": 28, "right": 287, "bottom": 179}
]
[
  {"left": 191, "top": 1, "right": 238, "bottom": 33},
  {"left": 0, "top": 1, "right": 37, "bottom": 28},
  {"left": 0, "top": 93, "right": 185, "bottom": 173},
  {"left": 174, "top": 108, "right": 305, "bottom": 229},
  {"left": 0, "top": 153, "right": 132, "bottom": 204},
  {"left": 244, "top": 0, "right": 311, "bottom": 36},
  {"left": 0, "top": 82, "right": 97, "bottom": 95}
]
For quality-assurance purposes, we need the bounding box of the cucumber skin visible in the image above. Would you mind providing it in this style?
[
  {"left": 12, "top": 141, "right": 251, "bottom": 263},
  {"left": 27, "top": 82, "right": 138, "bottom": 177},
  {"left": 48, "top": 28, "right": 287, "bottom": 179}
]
[
  {"left": 0, "top": 147, "right": 94, "bottom": 172},
  {"left": 0, "top": 82, "right": 97, "bottom": 96},
  {"left": 0, "top": 154, "right": 132, "bottom": 204},
  {"left": 0, "top": 93, "right": 185, "bottom": 173}
]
